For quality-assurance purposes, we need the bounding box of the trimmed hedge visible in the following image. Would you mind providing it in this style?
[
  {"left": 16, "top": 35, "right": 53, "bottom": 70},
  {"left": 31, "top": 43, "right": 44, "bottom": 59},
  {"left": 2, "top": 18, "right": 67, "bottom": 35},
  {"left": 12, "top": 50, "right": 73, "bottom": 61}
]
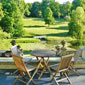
[
  {"left": 15, "top": 38, "right": 40, "bottom": 43},
  {"left": 5, "top": 38, "right": 40, "bottom": 43}
]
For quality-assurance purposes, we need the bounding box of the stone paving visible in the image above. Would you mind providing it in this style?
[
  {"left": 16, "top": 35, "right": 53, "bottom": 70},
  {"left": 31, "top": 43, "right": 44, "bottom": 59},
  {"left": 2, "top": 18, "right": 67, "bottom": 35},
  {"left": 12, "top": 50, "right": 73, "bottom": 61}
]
[{"left": 0, "top": 69, "right": 85, "bottom": 85}]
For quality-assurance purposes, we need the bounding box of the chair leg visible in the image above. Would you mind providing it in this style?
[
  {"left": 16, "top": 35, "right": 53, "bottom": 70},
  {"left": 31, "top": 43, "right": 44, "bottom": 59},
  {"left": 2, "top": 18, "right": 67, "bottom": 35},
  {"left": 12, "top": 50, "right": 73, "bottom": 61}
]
[
  {"left": 54, "top": 77, "right": 59, "bottom": 85},
  {"left": 64, "top": 72, "right": 72, "bottom": 85},
  {"left": 51, "top": 72, "right": 57, "bottom": 83},
  {"left": 38, "top": 67, "right": 46, "bottom": 80},
  {"left": 12, "top": 70, "right": 18, "bottom": 75},
  {"left": 26, "top": 58, "right": 43, "bottom": 85},
  {"left": 27, "top": 72, "right": 35, "bottom": 85},
  {"left": 14, "top": 74, "right": 20, "bottom": 85},
  {"left": 69, "top": 66, "right": 80, "bottom": 76}
]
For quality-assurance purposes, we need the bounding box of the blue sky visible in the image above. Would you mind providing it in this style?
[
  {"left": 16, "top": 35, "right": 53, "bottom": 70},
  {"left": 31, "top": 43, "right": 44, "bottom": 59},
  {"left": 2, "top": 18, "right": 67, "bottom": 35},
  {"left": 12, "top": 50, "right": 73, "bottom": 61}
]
[{"left": 24, "top": 0, "right": 73, "bottom": 4}]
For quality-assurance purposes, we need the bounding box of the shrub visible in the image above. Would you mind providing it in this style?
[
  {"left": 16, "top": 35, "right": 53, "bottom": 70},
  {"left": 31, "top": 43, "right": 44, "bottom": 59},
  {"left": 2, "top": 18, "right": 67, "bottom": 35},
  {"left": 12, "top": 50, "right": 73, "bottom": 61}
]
[
  {"left": 68, "top": 7, "right": 85, "bottom": 39},
  {"left": 0, "top": 28, "right": 10, "bottom": 39}
]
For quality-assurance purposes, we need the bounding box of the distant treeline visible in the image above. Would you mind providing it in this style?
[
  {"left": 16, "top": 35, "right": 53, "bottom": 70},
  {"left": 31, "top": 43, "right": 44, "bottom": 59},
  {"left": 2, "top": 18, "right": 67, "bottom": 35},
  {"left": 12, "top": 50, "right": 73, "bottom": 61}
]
[{"left": 24, "top": 0, "right": 85, "bottom": 18}]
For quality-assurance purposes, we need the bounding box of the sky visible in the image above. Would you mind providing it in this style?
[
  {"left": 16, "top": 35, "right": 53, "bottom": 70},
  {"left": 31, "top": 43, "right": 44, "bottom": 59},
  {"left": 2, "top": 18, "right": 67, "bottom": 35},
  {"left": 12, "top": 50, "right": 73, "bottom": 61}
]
[{"left": 24, "top": 0, "right": 73, "bottom": 4}]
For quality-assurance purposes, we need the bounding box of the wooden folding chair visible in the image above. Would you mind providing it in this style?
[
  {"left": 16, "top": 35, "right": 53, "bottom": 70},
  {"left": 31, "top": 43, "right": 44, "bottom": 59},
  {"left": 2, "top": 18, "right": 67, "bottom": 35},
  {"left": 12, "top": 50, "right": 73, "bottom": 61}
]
[
  {"left": 82, "top": 46, "right": 85, "bottom": 60},
  {"left": 12, "top": 55, "right": 37, "bottom": 85},
  {"left": 50, "top": 55, "right": 72, "bottom": 85},
  {"left": 70, "top": 46, "right": 85, "bottom": 76}
]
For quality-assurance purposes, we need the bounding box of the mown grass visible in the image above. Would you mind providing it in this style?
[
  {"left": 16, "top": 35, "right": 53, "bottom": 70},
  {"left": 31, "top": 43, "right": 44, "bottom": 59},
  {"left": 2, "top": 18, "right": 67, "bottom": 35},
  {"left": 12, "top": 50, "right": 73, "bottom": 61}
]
[{"left": 23, "top": 18, "right": 72, "bottom": 40}]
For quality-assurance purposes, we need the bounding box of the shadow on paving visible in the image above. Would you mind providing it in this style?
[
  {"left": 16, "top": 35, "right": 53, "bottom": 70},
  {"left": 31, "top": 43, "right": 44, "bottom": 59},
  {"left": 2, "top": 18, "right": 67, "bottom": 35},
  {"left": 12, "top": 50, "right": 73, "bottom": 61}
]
[{"left": 0, "top": 69, "right": 85, "bottom": 85}]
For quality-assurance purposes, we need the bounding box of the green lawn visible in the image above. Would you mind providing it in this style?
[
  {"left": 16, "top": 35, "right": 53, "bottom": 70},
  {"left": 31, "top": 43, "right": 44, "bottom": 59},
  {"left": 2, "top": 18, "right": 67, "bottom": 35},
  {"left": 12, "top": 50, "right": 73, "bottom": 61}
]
[
  {"left": 0, "top": 18, "right": 74, "bottom": 52},
  {"left": 23, "top": 17, "right": 72, "bottom": 41}
]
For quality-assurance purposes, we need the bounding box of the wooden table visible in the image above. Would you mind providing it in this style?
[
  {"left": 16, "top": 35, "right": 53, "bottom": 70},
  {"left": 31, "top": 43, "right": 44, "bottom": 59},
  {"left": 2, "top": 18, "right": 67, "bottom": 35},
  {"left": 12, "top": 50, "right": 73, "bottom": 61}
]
[{"left": 31, "top": 49, "right": 56, "bottom": 80}]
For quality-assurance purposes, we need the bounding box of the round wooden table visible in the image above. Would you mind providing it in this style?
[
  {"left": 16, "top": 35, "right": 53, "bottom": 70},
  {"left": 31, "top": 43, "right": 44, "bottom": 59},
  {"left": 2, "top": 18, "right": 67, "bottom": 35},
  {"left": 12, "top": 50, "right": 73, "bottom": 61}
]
[{"left": 31, "top": 49, "right": 56, "bottom": 80}]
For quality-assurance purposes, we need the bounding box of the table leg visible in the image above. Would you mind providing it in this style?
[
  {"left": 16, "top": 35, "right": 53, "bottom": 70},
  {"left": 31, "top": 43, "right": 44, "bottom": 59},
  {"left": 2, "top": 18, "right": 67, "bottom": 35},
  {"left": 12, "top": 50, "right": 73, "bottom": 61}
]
[
  {"left": 43, "top": 59, "right": 52, "bottom": 75},
  {"left": 38, "top": 57, "right": 51, "bottom": 80},
  {"left": 34, "top": 57, "right": 43, "bottom": 77}
]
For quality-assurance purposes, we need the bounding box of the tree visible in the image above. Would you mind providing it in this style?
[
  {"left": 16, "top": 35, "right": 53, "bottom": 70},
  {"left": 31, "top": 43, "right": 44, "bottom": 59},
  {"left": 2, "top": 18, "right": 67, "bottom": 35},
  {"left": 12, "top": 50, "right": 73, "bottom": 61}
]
[
  {"left": 0, "top": 3, "right": 3, "bottom": 20},
  {"left": 0, "top": 28, "right": 10, "bottom": 39},
  {"left": 41, "top": 0, "right": 55, "bottom": 17},
  {"left": 0, "top": 0, "right": 26, "bottom": 16},
  {"left": 24, "top": 3, "right": 30, "bottom": 17},
  {"left": 30, "top": 2, "right": 42, "bottom": 17},
  {"left": 68, "top": 7, "right": 85, "bottom": 39},
  {"left": 50, "top": 2, "right": 60, "bottom": 18},
  {"left": 72, "top": 0, "right": 85, "bottom": 11},
  {"left": 81, "top": 0, "right": 85, "bottom": 11},
  {"left": 0, "top": 15, "right": 14, "bottom": 33},
  {"left": 60, "top": 1, "right": 72, "bottom": 18},
  {"left": 44, "top": 7, "right": 54, "bottom": 26},
  {"left": 0, "top": 1, "right": 24, "bottom": 37}
]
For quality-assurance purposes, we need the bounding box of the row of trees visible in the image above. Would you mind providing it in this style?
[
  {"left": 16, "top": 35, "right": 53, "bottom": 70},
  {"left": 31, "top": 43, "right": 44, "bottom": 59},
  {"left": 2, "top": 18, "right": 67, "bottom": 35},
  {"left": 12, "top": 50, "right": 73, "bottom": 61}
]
[
  {"left": 25, "top": 0, "right": 85, "bottom": 18},
  {"left": 26, "top": 0, "right": 72, "bottom": 18}
]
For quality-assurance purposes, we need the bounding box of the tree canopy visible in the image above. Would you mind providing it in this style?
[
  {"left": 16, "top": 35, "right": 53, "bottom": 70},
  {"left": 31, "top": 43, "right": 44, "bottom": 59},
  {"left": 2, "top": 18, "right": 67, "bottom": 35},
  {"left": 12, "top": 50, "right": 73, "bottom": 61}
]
[
  {"left": 0, "top": 1, "right": 24, "bottom": 37},
  {"left": 72, "top": 0, "right": 85, "bottom": 11},
  {"left": 0, "top": 3, "right": 3, "bottom": 20},
  {"left": 68, "top": 7, "right": 85, "bottom": 39},
  {"left": 44, "top": 7, "right": 54, "bottom": 26}
]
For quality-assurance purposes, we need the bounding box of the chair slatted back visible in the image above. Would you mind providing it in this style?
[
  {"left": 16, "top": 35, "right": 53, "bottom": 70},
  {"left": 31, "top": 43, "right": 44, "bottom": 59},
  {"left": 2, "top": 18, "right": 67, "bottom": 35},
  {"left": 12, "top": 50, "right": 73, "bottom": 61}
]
[
  {"left": 12, "top": 55, "right": 27, "bottom": 72},
  {"left": 57, "top": 55, "right": 72, "bottom": 72},
  {"left": 74, "top": 48, "right": 82, "bottom": 62},
  {"left": 82, "top": 46, "right": 85, "bottom": 59}
]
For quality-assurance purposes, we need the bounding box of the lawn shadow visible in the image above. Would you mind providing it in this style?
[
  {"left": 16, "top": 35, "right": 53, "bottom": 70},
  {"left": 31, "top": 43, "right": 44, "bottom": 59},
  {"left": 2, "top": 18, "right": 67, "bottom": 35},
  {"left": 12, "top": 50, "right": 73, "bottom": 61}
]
[
  {"left": 46, "top": 32, "right": 68, "bottom": 37},
  {"left": 55, "top": 21, "right": 66, "bottom": 25},
  {"left": 24, "top": 25, "right": 46, "bottom": 28},
  {"left": 32, "top": 18, "right": 44, "bottom": 21},
  {"left": 47, "top": 26, "right": 68, "bottom": 30},
  {"left": 23, "top": 33, "right": 41, "bottom": 38}
]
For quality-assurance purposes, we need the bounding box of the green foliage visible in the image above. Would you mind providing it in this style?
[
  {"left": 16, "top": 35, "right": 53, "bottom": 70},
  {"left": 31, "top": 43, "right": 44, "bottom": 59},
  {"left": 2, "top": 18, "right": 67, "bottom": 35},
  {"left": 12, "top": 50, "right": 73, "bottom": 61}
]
[
  {"left": 72, "top": 0, "right": 85, "bottom": 11},
  {"left": 13, "top": 0, "right": 25, "bottom": 16},
  {"left": 0, "top": 1, "right": 24, "bottom": 37},
  {"left": 0, "top": 15, "right": 14, "bottom": 33},
  {"left": 42, "top": 0, "right": 55, "bottom": 17},
  {"left": 44, "top": 7, "right": 55, "bottom": 26},
  {"left": 30, "top": 2, "right": 42, "bottom": 17},
  {"left": 0, "top": 28, "right": 10, "bottom": 39},
  {"left": 68, "top": 7, "right": 85, "bottom": 39},
  {"left": 0, "top": 3, "right": 3, "bottom": 20},
  {"left": 70, "top": 40, "right": 85, "bottom": 46},
  {"left": 81, "top": 0, "right": 85, "bottom": 11},
  {"left": 60, "top": 1, "right": 72, "bottom": 17},
  {"left": 24, "top": 3, "right": 30, "bottom": 17}
]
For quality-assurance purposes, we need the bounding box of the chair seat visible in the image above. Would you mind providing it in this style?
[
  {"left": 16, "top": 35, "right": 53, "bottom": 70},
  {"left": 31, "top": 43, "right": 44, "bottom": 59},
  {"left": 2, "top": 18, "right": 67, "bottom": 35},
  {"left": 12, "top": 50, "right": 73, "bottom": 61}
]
[
  {"left": 49, "top": 64, "right": 59, "bottom": 71},
  {"left": 23, "top": 57, "right": 32, "bottom": 63},
  {"left": 26, "top": 65, "right": 36, "bottom": 72},
  {"left": 72, "top": 57, "right": 84, "bottom": 62}
]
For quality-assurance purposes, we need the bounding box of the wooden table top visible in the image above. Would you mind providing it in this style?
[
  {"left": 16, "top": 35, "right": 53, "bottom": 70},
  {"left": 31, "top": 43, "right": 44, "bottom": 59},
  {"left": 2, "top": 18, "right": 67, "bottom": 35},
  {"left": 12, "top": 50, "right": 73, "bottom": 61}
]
[{"left": 31, "top": 49, "right": 56, "bottom": 57}]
